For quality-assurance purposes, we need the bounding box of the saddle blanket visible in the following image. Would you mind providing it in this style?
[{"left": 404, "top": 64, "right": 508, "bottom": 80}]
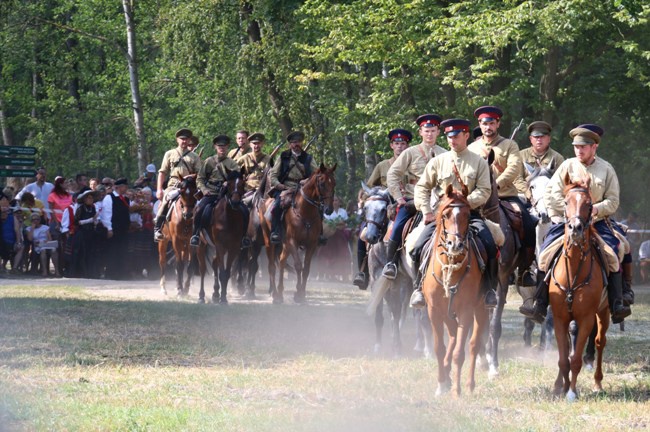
[{"left": 538, "top": 232, "right": 621, "bottom": 273}]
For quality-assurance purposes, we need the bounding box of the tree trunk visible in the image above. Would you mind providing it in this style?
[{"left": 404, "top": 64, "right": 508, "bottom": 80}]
[
  {"left": 122, "top": 0, "right": 148, "bottom": 175},
  {"left": 0, "top": 97, "right": 12, "bottom": 147},
  {"left": 241, "top": 2, "right": 293, "bottom": 138},
  {"left": 539, "top": 45, "right": 560, "bottom": 124}
]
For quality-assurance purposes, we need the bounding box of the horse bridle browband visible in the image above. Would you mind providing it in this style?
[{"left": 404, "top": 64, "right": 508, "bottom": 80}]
[
  {"left": 362, "top": 194, "right": 392, "bottom": 232},
  {"left": 563, "top": 187, "right": 593, "bottom": 229}
]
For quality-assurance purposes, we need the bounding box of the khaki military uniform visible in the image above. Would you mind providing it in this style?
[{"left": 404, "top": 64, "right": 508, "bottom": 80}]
[
  {"left": 387, "top": 143, "right": 447, "bottom": 201},
  {"left": 228, "top": 145, "right": 252, "bottom": 160},
  {"left": 468, "top": 135, "right": 522, "bottom": 198},
  {"left": 237, "top": 152, "right": 272, "bottom": 192},
  {"left": 515, "top": 147, "right": 565, "bottom": 196},
  {"left": 545, "top": 157, "right": 619, "bottom": 223},
  {"left": 159, "top": 148, "right": 202, "bottom": 192},
  {"left": 269, "top": 151, "right": 318, "bottom": 190},
  {"left": 197, "top": 156, "right": 241, "bottom": 196},
  {"left": 414, "top": 148, "right": 492, "bottom": 215},
  {"left": 367, "top": 157, "right": 395, "bottom": 188}
]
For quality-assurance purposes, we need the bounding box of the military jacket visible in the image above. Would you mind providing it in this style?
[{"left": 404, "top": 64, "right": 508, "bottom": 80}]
[
  {"left": 515, "top": 147, "right": 565, "bottom": 195},
  {"left": 228, "top": 145, "right": 252, "bottom": 160},
  {"left": 269, "top": 150, "right": 318, "bottom": 190},
  {"left": 544, "top": 156, "right": 619, "bottom": 222},
  {"left": 468, "top": 135, "right": 522, "bottom": 198},
  {"left": 197, "top": 155, "right": 241, "bottom": 195},
  {"left": 159, "top": 148, "right": 202, "bottom": 189},
  {"left": 237, "top": 152, "right": 272, "bottom": 192},
  {"left": 367, "top": 157, "right": 395, "bottom": 188},
  {"left": 414, "top": 148, "right": 491, "bottom": 215},
  {"left": 387, "top": 143, "right": 447, "bottom": 201}
]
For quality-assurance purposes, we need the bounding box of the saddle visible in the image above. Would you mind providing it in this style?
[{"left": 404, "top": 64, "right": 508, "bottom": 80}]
[
  {"left": 500, "top": 200, "right": 524, "bottom": 245},
  {"left": 538, "top": 232, "right": 620, "bottom": 274}
]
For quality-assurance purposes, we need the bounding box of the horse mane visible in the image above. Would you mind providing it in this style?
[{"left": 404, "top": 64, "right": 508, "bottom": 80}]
[
  {"left": 435, "top": 184, "right": 470, "bottom": 226},
  {"left": 562, "top": 172, "right": 591, "bottom": 196},
  {"left": 226, "top": 170, "right": 242, "bottom": 181}
]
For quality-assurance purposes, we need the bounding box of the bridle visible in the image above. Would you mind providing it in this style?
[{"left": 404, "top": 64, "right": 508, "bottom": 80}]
[
  {"left": 176, "top": 178, "right": 197, "bottom": 221},
  {"left": 362, "top": 193, "right": 392, "bottom": 234},
  {"left": 298, "top": 172, "right": 333, "bottom": 212}
]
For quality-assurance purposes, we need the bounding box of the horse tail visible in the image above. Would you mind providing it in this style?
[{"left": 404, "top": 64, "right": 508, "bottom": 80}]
[{"left": 366, "top": 276, "right": 391, "bottom": 316}]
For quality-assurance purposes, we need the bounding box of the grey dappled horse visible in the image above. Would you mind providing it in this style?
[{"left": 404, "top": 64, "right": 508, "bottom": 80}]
[
  {"left": 361, "top": 183, "right": 432, "bottom": 358},
  {"left": 521, "top": 161, "right": 555, "bottom": 349}
]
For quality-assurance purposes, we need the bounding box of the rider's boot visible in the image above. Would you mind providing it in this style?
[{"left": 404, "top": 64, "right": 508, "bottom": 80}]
[
  {"left": 239, "top": 203, "right": 252, "bottom": 248},
  {"left": 483, "top": 255, "right": 498, "bottom": 308},
  {"left": 622, "top": 260, "right": 635, "bottom": 306},
  {"left": 189, "top": 201, "right": 205, "bottom": 247},
  {"left": 517, "top": 246, "right": 537, "bottom": 286},
  {"left": 270, "top": 199, "right": 282, "bottom": 244},
  {"left": 608, "top": 271, "right": 632, "bottom": 324},
  {"left": 353, "top": 238, "right": 368, "bottom": 290},
  {"left": 153, "top": 215, "right": 165, "bottom": 242},
  {"left": 519, "top": 270, "right": 548, "bottom": 324},
  {"left": 381, "top": 239, "right": 400, "bottom": 280},
  {"left": 409, "top": 252, "right": 426, "bottom": 308}
]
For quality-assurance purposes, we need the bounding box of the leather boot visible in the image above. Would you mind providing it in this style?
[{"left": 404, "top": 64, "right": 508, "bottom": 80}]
[
  {"left": 608, "top": 271, "right": 632, "bottom": 324},
  {"left": 381, "top": 239, "right": 400, "bottom": 280},
  {"left": 153, "top": 215, "right": 165, "bottom": 242},
  {"left": 270, "top": 197, "right": 282, "bottom": 244},
  {"left": 190, "top": 207, "right": 202, "bottom": 247},
  {"left": 519, "top": 270, "right": 548, "bottom": 324},
  {"left": 622, "top": 261, "right": 635, "bottom": 306},
  {"left": 481, "top": 255, "right": 498, "bottom": 308},
  {"left": 353, "top": 240, "right": 368, "bottom": 290},
  {"left": 409, "top": 253, "right": 425, "bottom": 308}
]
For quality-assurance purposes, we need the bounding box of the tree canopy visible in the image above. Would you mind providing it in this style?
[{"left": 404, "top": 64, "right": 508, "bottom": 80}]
[{"left": 1, "top": 0, "right": 648, "bottom": 217}]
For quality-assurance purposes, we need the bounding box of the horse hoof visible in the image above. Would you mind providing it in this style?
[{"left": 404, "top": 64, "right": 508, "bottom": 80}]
[
  {"left": 566, "top": 389, "right": 578, "bottom": 402},
  {"left": 244, "top": 291, "right": 257, "bottom": 300},
  {"left": 160, "top": 288, "right": 167, "bottom": 295},
  {"left": 197, "top": 298, "right": 205, "bottom": 304},
  {"left": 373, "top": 344, "right": 381, "bottom": 355},
  {"left": 219, "top": 299, "right": 228, "bottom": 305},
  {"left": 488, "top": 366, "right": 499, "bottom": 380}
]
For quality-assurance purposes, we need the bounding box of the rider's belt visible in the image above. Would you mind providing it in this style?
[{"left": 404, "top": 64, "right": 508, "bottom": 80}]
[
  {"left": 286, "top": 177, "right": 302, "bottom": 182},
  {"left": 208, "top": 180, "right": 223, "bottom": 187}
]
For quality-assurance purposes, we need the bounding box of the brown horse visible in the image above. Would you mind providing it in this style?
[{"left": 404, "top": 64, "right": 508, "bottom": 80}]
[
  {"left": 549, "top": 176, "right": 608, "bottom": 401},
  {"left": 422, "top": 184, "right": 488, "bottom": 397},
  {"left": 158, "top": 174, "right": 197, "bottom": 297},
  {"left": 196, "top": 171, "right": 246, "bottom": 304},
  {"left": 260, "top": 163, "right": 336, "bottom": 304}
]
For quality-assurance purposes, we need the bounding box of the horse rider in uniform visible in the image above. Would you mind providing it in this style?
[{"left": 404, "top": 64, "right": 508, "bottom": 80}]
[
  {"left": 514, "top": 121, "right": 565, "bottom": 285},
  {"left": 154, "top": 128, "right": 202, "bottom": 242},
  {"left": 228, "top": 129, "right": 251, "bottom": 160},
  {"left": 577, "top": 123, "right": 635, "bottom": 307},
  {"left": 353, "top": 128, "right": 411, "bottom": 289},
  {"left": 519, "top": 127, "right": 632, "bottom": 324},
  {"left": 268, "top": 130, "right": 318, "bottom": 244},
  {"left": 468, "top": 105, "right": 538, "bottom": 280},
  {"left": 191, "top": 135, "right": 250, "bottom": 247},
  {"left": 383, "top": 114, "right": 447, "bottom": 279},
  {"left": 237, "top": 132, "right": 272, "bottom": 195},
  {"left": 410, "top": 119, "right": 498, "bottom": 308}
]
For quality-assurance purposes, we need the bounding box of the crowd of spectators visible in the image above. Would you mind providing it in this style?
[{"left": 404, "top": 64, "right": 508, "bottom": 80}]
[{"left": 0, "top": 165, "right": 159, "bottom": 279}]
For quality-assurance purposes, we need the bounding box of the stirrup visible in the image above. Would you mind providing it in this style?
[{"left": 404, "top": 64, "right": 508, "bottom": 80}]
[
  {"left": 241, "top": 236, "right": 252, "bottom": 248},
  {"left": 409, "top": 289, "right": 425, "bottom": 309},
  {"left": 382, "top": 262, "right": 397, "bottom": 280},
  {"left": 270, "top": 232, "right": 281, "bottom": 244},
  {"left": 611, "top": 301, "right": 631, "bottom": 324},
  {"left": 190, "top": 235, "right": 200, "bottom": 247},
  {"left": 154, "top": 230, "right": 164, "bottom": 242},
  {"left": 519, "top": 302, "right": 546, "bottom": 324},
  {"left": 484, "top": 289, "right": 497, "bottom": 309}
]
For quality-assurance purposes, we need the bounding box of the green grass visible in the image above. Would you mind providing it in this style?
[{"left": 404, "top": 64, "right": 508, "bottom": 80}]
[{"left": 1, "top": 283, "right": 649, "bottom": 431}]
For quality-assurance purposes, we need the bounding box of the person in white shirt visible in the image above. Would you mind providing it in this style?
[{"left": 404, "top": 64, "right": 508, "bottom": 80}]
[{"left": 16, "top": 167, "right": 55, "bottom": 204}]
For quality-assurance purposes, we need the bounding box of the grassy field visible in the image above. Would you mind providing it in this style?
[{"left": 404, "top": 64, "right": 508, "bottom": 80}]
[{"left": 1, "top": 280, "right": 649, "bottom": 431}]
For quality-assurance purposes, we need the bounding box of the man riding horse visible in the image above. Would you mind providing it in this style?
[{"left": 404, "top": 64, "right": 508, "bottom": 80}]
[
  {"left": 383, "top": 114, "right": 448, "bottom": 280},
  {"left": 191, "top": 135, "right": 250, "bottom": 247},
  {"left": 237, "top": 132, "right": 272, "bottom": 201},
  {"left": 409, "top": 118, "right": 498, "bottom": 309},
  {"left": 520, "top": 126, "right": 632, "bottom": 324},
  {"left": 267, "top": 130, "right": 319, "bottom": 245},
  {"left": 154, "top": 128, "right": 202, "bottom": 242}
]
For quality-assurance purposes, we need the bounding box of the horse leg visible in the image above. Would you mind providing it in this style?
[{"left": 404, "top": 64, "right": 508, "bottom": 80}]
[
  {"left": 183, "top": 253, "right": 195, "bottom": 296},
  {"left": 553, "top": 319, "right": 571, "bottom": 396},
  {"left": 593, "top": 310, "right": 609, "bottom": 392},
  {"left": 235, "top": 249, "right": 246, "bottom": 296},
  {"left": 197, "top": 247, "right": 207, "bottom": 304},
  {"left": 158, "top": 240, "right": 168, "bottom": 295},
  {"left": 583, "top": 323, "right": 597, "bottom": 371},
  {"left": 387, "top": 283, "right": 402, "bottom": 357},
  {"left": 219, "top": 248, "right": 238, "bottom": 305},
  {"left": 443, "top": 314, "right": 458, "bottom": 383},
  {"left": 451, "top": 313, "right": 473, "bottom": 398},
  {"left": 265, "top": 244, "right": 280, "bottom": 303},
  {"left": 567, "top": 316, "right": 596, "bottom": 402},
  {"left": 277, "top": 245, "right": 292, "bottom": 304},
  {"left": 468, "top": 304, "right": 488, "bottom": 393},
  {"left": 543, "top": 308, "right": 555, "bottom": 351},
  {"left": 487, "top": 280, "right": 506, "bottom": 379},
  {"left": 428, "top": 304, "right": 450, "bottom": 396},
  {"left": 211, "top": 253, "right": 221, "bottom": 304},
  {"left": 374, "top": 301, "right": 385, "bottom": 355},
  {"left": 245, "top": 243, "right": 261, "bottom": 299},
  {"left": 523, "top": 318, "right": 534, "bottom": 347},
  {"left": 295, "top": 246, "right": 317, "bottom": 304},
  {"left": 175, "top": 250, "right": 185, "bottom": 297}
]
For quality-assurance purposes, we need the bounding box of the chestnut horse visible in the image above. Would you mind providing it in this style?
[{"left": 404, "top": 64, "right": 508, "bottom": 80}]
[
  {"left": 197, "top": 171, "right": 246, "bottom": 304},
  {"left": 158, "top": 174, "right": 197, "bottom": 297},
  {"left": 422, "top": 184, "right": 488, "bottom": 397},
  {"left": 260, "top": 163, "right": 336, "bottom": 304},
  {"left": 549, "top": 176, "right": 608, "bottom": 401}
]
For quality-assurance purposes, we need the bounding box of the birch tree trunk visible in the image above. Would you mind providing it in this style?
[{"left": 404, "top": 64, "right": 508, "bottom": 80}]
[{"left": 122, "top": 0, "right": 148, "bottom": 175}]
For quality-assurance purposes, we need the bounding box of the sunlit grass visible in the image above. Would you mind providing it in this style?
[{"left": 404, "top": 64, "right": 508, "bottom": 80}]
[{"left": 1, "top": 283, "right": 649, "bottom": 431}]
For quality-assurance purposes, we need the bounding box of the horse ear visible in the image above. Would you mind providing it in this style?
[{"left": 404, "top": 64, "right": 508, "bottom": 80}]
[
  {"left": 445, "top": 183, "right": 454, "bottom": 197},
  {"left": 547, "top": 156, "right": 555, "bottom": 173},
  {"left": 330, "top": 163, "right": 337, "bottom": 172},
  {"left": 319, "top": 162, "right": 326, "bottom": 172},
  {"left": 361, "top": 181, "right": 373, "bottom": 195},
  {"left": 524, "top": 162, "right": 535, "bottom": 175},
  {"left": 563, "top": 171, "right": 572, "bottom": 186},
  {"left": 461, "top": 183, "right": 469, "bottom": 197}
]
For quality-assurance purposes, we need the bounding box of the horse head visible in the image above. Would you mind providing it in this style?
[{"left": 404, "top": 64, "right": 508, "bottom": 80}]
[
  {"left": 563, "top": 173, "right": 593, "bottom": 245},
  {"left": 437, "top": 184, "right": 471, "bottom": 257},
  {"left": 303, "top": 163, "right": 337, "bottom": 215},
  {"left": 224, "top": 169, "right": 245, "bottom": 205},
  {"left": 360, "top": 182, "right": 391, "bottom": 244},
  {"left": 178, "top": 174, "right": 198, "bottom": 220}
]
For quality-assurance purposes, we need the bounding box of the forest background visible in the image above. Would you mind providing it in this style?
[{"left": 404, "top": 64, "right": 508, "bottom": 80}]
[{"left": 0, "top": 0, "right": 648, "bottom": 219}]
